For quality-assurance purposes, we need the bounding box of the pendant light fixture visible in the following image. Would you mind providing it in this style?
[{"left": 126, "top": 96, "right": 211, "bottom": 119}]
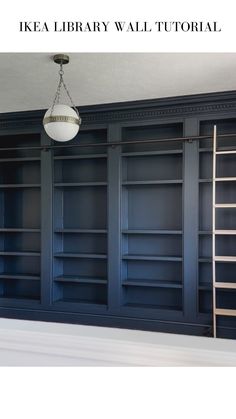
[{"left": 43, "top": 54, "right": 81, "bottom": 142}]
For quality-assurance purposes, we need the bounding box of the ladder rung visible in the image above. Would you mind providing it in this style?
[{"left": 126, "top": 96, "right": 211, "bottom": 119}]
[
  {"left": 215, "top": 308, "right": 236, "bottom": 316},
  {"left": 214, "top": 282, "right": 236, "bottom": 289},
  {"left": 214, "top": 203, "right": 236, "bottom": 208},
  {"left": 215, "top": 230, "right": 236, "bottom": 235},
  {"left": 214, "top": 256, "right": 236, "bottom": 262},
  {"left": 215, "top": 177, "right": 236, "bottom": 181},
  {"left": 216, "top": 150, "right": 236, "bottom": 155}
]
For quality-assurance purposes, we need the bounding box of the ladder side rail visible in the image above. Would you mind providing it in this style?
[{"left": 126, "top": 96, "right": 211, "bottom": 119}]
[{"left": 212, "top": 125, "right": 217, "bottom": 338}]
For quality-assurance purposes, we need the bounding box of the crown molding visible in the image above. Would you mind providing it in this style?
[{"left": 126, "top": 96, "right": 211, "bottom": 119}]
[{"left": 0, "top": 90, "right": 236, "bottom": 132}]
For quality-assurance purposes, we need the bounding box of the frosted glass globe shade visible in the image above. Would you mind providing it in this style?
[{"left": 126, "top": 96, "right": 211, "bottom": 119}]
[{"left": 43, "top": 104, "right": 80, "bottom": 142}]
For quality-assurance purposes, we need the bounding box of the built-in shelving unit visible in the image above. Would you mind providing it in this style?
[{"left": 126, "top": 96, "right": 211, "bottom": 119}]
[
  {"left": 120, "top": 123, "right": 183, "bottom": 311},
  {"left": 1, "top": 93, "right": 236, "bottom": 338},
  {"left": 0, "top": 133, "right": 41, "bottom": 303},
  {"left": 53, "top": 129, "right": 108, "bottom": 307},
  {"left": 198, "top": 119, "right": 236, "bottom": 323}
]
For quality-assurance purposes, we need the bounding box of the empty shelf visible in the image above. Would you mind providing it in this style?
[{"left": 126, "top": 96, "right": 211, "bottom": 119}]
[
  {"left": 0, "top": 228, "right": 40, "bottom": 232},
  {"left": 214, "top": 282, "right": 236, "bottom": 289},
  {"left": 122, "top": 254, "right": 182, "bottom": 262},
  {"left": 54, "top": 275, "right": 107, "bottom": 284},
  {"left": 124, "top": 302, "right": 182, "bottom": 311},
  {"left": 216, "top": 150, "right": 236, "bottom": 155},
  {"left": 214, "top": 256, "right": 236, "bottom": 262},
  {"left": 54, "top": 252, "right": 107, "bottom": 259},
  {"left": 123, "top": 180, "right": 183, "bottom": 185},
  {"left": 0, "top": 184, "right": 41, "bottom": 188},
  {"left": 54, "top": 182, "right": 107, "bottom": 187},
  {"left": 123, "top": 279, "right": 182, "bottom": 288},
  {"left": 122, "top": 149, "right": 183, "bottom": 157},
  {"left": 0, "top": 157, "right": 40, "bottom": 162},
  {"left": 122, "top": 229, "right": 182, "bottom": 235},
  {"left": 0, "top": 251, "right": 40, "bottom": 256},
  {"left": 0, "top": 273, "right": 40, "bottom": 280},
  {"left": 215, "top": 308, "right": 236, "bottom": 316},
  {"left": 54, "top": 153, "right": 107, "bottom": 160},
  {"left": 54, "top": 228, "right": 107, "bottom": 234}
]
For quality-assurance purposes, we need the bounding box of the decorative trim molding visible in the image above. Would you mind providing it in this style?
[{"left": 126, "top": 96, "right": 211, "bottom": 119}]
[
  {"left": 0, "top": 90, "right": 236, "bottom": 131},
  {"left": 82, "top": 102, "right": 236, "bottom": 124}
]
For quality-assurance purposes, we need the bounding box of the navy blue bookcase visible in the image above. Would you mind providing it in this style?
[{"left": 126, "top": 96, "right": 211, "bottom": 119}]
[{"left": 1, "top": 91, "right": 236, "bottom": 338}]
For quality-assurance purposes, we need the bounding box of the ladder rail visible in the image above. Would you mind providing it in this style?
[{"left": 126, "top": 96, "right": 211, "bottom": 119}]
[{"left": 212, "top": 125, "right": 217, "bottom": 338}]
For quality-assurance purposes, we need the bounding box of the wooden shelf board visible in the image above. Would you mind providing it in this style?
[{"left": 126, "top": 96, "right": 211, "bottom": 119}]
[
  {"left": 124, "top": 302, "right": 182, "bottom": 311},
  {"left": 123, "top": 279, "right": 182, "bottom": 288},
  {"left": 0, "top": 157, "right": 40, "bottom": 162},
  {"left": 200, "top": 147, "right": 236, "bottom": 154},
  {"left": 0, "top": 297, "right": 40, "bottom": 304},
  {"left": 215, "top": 308, "right": 236, "bottom": 317},
  {"left": 215, "top": 204, "right": 236, "bottom": 208},
  {"left": 216, "top": 177, "right": 236, "bottom": 182},
  {"left": 122, "top": 149, "right": 183, "bottom": 157},
  {"left": 199, "top": 148, "right": 213, "bottom": 153},
  {"left": 215, "top": 230, "right": 236, "bottom": 235},
  {"left": 55, "top": 229, "right": 107, "bottom": 234},
  {"left": 122, "top": 229, "right": 182, "bottom": 235},
  {"left": 54, "top": 276, "right": 107, "bottom": 285},
  {"left": 216, "top": 150, "right": 236, "bottom": 155},
  {"left": 214, "top": 282, "right": 236, "bottom": 289},
  {"left": 0, "top": 184, "right": 41, "bottom": 188},
  {"left": 0, "top": 228, "right": 40, "bottom": 233},
  {"left": 123, "top": 180, "right": 183, "bottom": 186},
  {"left": 122, "top": 254, "right": 182, "bottom": 262},
  {"left": 55, "top": 298, "right": 106, "bottom": 307},
  {"left": 54, "top": 252, "right": 107, "bottom": 259},
  {"left": 199, "top": 179, "right": 212, "bottom": 183},
  {"left": 0, "top": 251, "right": 40, "bottom": 256},
  {"left": 54, "top": 153, "right": 107, "bottom": 160},
  {"left": 199, "top": 231, "right": 212, "bottom": 235},
  {"left": 0, "top": 274, "right": 40, "bottom": 280},
  {"left": 199, "top": 258, "right": 212, "bottom": 263},
  {"left": 214, "top": 256, "right": 236, "bottom": 262},
  {"left": 54, "top": 182, "right": 107, "bottom": 187}
]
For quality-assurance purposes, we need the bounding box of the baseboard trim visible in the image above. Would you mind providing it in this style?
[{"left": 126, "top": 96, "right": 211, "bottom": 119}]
[{"left": 0, "top": 306, "right": 213, "bottom": 337}]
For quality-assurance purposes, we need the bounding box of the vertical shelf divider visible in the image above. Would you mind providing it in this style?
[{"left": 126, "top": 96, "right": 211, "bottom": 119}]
[
  {"left": 183, "top": 118, "right": 199, "bottom": 321},
  {"left": 40, "top": 131, "right": 53, "bottom": 306},
  {"left": 107, "top": 124, "right": 122, "bottom": 312}
]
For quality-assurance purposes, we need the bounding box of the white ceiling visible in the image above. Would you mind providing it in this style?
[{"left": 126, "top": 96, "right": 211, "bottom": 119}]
[{"left": 0, "top": 53, "right": 236, "bottom": 113}]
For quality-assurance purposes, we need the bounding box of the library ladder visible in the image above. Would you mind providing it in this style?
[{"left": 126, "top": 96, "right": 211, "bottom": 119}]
[{"left": 212, "top": 125, "right": 236, "bottom": 337}]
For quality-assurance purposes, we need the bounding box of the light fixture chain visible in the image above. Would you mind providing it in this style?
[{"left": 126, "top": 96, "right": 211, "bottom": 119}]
[
  {"left": 61, "top": 77, "right": 80, "bottom": 119},
  {"left": 50, "top": 64, "right": 63, "bottom": 115},
  {"left": 50, "top": 59, "right": 81, "bottom": 123}
]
